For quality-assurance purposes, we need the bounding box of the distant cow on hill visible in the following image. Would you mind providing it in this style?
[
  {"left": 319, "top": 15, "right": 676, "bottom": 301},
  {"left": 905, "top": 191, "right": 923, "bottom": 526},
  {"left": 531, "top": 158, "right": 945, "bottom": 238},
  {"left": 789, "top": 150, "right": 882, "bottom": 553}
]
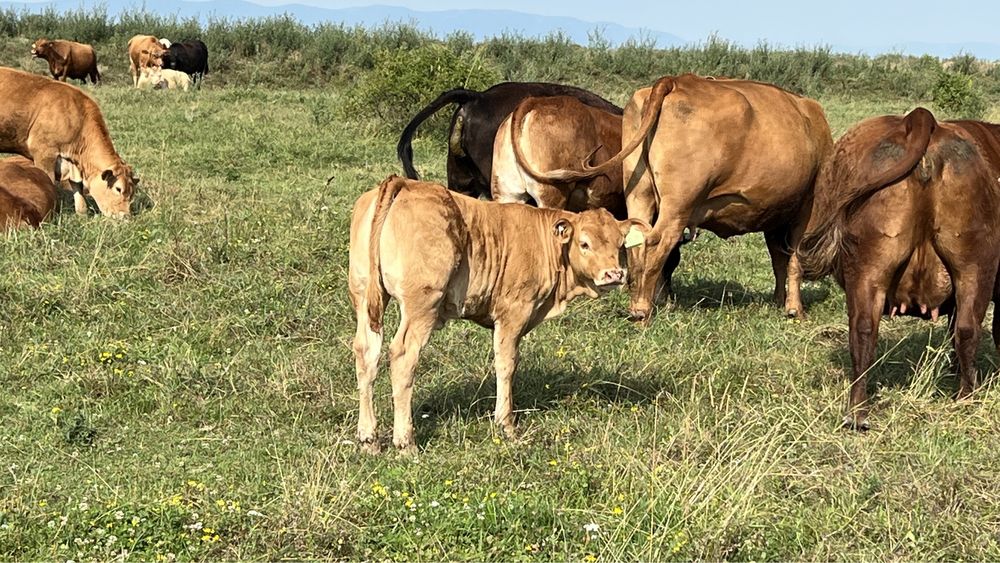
[
  {"left": 31, "top": 38, "right": 100, "bottom": 84},
  {"left": 161, "top": 40, "right": 209, "bottom": 83}
]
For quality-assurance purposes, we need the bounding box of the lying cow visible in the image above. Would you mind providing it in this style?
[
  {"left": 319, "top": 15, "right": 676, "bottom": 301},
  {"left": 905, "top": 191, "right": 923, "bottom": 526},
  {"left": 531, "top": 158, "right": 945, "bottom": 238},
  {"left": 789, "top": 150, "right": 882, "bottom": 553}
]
[
  {"left": 127, "top": 34, "right": 166, "bottom": 88},
  {"left": 800, "top": 108, "right": 1000, "bottom": 430},
  {"left": 397, "top": 82, "right": 623, "bottom": 198},
  {"left": 31, "top": 38, "right": 100, "bottom": 84},
  {"left": 137, "top": 67, "right": 192, "bottom": 91},
  {"left": 0, "top": 156, "right": 57, "bottom": 229},
  {"left": 0, "top": 67, "right": 136, "bottom": 218},
  {"left": 161, "top": 39, "right": 209, "bottom": 83},
  {"left": 538, "top": 74, "right": 833, "bottom": 321},
  {"left": 349, "top": 175, "right": 649, "bottom": 453}
]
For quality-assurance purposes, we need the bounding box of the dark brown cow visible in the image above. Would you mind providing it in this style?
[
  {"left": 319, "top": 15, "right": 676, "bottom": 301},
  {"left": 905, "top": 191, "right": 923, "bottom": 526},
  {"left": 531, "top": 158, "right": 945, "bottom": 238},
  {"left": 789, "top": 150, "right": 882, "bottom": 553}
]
[
  {"left": 530, "top": 74, "right": 833, "bottom": 321},
  {"left": 492, "top": 95, "right": 626, "bottom": 217},
  {"left": 31, "top": 39, "right": 100, "bottom": 84},
  {"left": 397, "top": 82, "right": 623, "bottom": 198},
  {"left": 800, "top": 107, "right": 1000, "bottom": 430},
  {"left": 0, "top": 156, "right": 57, "bottom": 229},
  {"left": 349, "top": 175, "right": 650, "bottom": 453}
]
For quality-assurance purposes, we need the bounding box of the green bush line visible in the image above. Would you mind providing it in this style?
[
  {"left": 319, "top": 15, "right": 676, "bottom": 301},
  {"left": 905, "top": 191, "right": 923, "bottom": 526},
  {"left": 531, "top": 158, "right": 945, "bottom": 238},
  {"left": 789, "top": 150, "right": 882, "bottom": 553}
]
[{"left": 2, "top": 4, "right": 999, "bottom": 105}]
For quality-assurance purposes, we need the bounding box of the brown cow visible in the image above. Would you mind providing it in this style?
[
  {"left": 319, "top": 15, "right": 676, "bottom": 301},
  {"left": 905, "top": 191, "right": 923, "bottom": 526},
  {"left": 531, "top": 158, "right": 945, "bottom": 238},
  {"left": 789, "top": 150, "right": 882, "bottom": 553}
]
[
  {"left": 800, "top": 107, "right": 1000, "bottom": 430},
  {"left": 31, "top": 39, "right": 100, "bottom": 84},
  {"left": 349, "top": 175, "right": 650, "bottom": 453},
  {"left": 0, "top": 156, "right": 57, "bottom": 229},
  {"left": 0, "top": 67, "right": 136, "bottom": 218},
  {"left": 127, "top": 34, "right": 166, "bottom": 88},
  {"left": 538, "top": 74, "right": 833, "bottom": 321},
  {"left": 492, "top": 95, "right": 626, "bottom": 217}
]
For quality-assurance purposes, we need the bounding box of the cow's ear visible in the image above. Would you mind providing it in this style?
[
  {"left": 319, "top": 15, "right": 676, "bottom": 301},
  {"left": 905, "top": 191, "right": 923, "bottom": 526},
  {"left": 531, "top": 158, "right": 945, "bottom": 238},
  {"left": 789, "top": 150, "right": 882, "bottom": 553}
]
[
  {"left": 553, "top": 218, "right": 573, "bottom": 244},
  {"left": 102, "top": 169, "right": 116, "bottom": 187}
]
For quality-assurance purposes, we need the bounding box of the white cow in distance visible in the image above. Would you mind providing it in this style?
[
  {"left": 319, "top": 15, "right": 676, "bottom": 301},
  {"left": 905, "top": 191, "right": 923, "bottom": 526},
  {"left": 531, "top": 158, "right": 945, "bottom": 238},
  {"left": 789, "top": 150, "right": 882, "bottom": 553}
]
[{"left": 137, "top": 66, "right": 192, "bottom": 92}]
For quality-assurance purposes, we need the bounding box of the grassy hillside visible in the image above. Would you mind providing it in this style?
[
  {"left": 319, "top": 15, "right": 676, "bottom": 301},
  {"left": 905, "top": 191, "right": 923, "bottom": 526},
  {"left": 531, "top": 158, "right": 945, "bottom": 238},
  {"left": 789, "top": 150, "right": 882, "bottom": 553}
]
[{"left": 2, "top": 11, "right": 1000, "bottom": 561}]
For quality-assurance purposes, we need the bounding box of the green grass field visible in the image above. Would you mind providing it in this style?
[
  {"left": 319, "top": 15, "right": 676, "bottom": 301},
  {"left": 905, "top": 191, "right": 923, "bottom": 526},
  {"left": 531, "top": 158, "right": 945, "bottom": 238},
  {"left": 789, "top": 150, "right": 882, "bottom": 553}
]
[{"left": 2, "top": 72, "right": 1000, "bottom": 561}]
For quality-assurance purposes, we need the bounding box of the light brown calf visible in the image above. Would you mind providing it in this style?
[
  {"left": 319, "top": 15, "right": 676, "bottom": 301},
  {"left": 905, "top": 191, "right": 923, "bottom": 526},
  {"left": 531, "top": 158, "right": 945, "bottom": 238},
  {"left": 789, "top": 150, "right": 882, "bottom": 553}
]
[
  {"left": 0, "top": 67, "right": 136, "bottom": 218},
  {"left": 127, "top": 34, "right": 165, "bottom": 88},
  {"left": 349, "top": 176, "right": 649, "bottom": 453}
]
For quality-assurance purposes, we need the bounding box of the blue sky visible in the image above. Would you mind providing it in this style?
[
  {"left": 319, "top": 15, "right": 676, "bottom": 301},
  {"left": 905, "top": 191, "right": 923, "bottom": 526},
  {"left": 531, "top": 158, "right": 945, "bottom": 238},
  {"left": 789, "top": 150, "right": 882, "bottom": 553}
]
[{"left": 243, "top": 0, "right": 998, "bottom": 49}]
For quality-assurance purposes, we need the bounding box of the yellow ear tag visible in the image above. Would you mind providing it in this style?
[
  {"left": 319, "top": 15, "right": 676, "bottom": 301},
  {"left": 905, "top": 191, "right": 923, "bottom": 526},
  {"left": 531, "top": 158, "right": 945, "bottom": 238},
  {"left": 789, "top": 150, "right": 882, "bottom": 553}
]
[{"left": 624, "top": 226, "right": 645, "bottom": 249}]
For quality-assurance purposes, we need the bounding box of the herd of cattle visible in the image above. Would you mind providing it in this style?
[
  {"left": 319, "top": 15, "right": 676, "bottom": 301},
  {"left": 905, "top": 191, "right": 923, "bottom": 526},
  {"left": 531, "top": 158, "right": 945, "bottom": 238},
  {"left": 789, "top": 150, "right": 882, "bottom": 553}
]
[
  {"left": 0, "top": 50, "right": 997, "bottom": 452},
  {"left": 29, "top": 34, "right": 208, "bottom": 90}
]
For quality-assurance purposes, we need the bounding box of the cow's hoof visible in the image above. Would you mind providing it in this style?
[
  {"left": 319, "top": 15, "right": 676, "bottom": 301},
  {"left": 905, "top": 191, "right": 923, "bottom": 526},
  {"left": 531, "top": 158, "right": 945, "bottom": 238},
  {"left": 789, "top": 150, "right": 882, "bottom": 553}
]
[
  {"left": 841, "top": 416, "right": 870, "bottom": 432},
  {"left": 359, "top": 439, "right": 381, "bottom": 455},
  {"left": 786, "top": 307, "right": 806, "bottom": 319}
]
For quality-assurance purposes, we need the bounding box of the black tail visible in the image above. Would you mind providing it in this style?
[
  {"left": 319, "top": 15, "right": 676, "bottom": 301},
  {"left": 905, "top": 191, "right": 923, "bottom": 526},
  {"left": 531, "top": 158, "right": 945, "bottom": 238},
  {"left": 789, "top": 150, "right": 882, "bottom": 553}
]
[{"left": 397, "top": 88, "right": 481, "bottom": 179}]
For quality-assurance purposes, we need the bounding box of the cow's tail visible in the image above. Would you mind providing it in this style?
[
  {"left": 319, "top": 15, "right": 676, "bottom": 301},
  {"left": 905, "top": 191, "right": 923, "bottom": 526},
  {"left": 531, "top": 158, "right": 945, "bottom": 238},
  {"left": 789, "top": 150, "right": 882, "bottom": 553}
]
[
  {"left": 528, "top": 76, "right": 675, "bottom": 183},
  {"left": 509, "top": 98, "right": 569, "bottom": 184},
  {"left": 397, "top": 88, "right": 481, "bottom": 180},
  {"left": 365, "top": 175, "right": 408, "bottom": 332},
  {"left": 799, "top": 107, "right": 936, "bottom": 279}
]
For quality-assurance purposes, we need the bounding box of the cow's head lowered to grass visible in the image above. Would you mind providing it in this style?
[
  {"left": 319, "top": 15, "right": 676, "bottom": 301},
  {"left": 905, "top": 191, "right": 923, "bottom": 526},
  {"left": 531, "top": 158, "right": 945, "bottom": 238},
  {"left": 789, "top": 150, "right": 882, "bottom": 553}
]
[
  {"left": 557, "top": 208, "right": 651, "bottom": 296},
  {"left": 57, "top": 156, "right": 137, "bottom": 218}
]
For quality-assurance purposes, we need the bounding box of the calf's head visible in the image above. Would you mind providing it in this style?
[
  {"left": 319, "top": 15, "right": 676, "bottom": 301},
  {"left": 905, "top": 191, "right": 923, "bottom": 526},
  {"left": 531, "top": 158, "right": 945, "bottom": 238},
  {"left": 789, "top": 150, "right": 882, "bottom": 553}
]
[
  {"left": 556, "top": 209, "right": 651, "bottom": 295},
  {"left": 88, "top": 163, "right": 137, "bottom": 218}
]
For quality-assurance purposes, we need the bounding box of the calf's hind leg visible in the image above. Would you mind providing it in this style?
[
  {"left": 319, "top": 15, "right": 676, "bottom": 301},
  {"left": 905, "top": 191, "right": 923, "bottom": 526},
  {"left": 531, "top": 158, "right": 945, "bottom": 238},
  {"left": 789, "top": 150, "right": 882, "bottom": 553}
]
[
  {"left": 352, "top": 295, "right": 385, "bottom": 454},
  {"left": 388, "top": 299, "right": 440, "bottom": 454}
]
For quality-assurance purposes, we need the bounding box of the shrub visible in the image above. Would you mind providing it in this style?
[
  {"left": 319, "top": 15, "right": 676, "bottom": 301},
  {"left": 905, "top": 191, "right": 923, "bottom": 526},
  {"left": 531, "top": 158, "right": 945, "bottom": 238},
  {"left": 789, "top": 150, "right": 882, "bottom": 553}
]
[
  {"left": 343, "top": 42, "right": 501, "bottom": 137},
  {"left": 932, "top": 71, "right": 986, "bottom": 119}
]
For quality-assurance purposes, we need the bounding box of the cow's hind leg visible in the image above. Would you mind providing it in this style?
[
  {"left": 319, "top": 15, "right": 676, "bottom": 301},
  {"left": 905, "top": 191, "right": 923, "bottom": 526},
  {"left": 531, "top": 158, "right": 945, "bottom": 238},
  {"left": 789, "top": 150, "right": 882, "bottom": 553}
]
[
  {"left": 353, "top": 297, "right": 384, "bottom": 454},
  {"left": 843, "top": 271, "right": 888, "bottom": 430},
  {"left": 948, "top": 266, "right": 994, "bottom": 399},
  {"left": 388, "top": 299, "right": 440, "bottom": 455},
  {"left": 765, "top": 228, "right": 805, "bottom": 318}
]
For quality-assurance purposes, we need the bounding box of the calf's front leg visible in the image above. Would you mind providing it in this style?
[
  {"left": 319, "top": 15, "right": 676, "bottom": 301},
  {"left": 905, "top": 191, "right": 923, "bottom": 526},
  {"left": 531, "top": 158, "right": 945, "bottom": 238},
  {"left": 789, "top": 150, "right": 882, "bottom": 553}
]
[{"left": 493, "top": 322, "right": 525, "bottom": 438}]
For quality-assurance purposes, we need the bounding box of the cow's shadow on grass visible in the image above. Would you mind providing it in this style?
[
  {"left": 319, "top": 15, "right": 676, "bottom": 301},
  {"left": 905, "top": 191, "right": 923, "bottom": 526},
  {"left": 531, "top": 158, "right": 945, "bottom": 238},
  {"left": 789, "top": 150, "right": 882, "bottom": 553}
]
[
  {"left": 412, "top": 363, "right": 673, "bottom": 447},
  {"left": 825, "top": 319, "right": 1000, "bottom": 401},
  {"left": 668, "top": 277, "right": 832, "bottom": 311}
]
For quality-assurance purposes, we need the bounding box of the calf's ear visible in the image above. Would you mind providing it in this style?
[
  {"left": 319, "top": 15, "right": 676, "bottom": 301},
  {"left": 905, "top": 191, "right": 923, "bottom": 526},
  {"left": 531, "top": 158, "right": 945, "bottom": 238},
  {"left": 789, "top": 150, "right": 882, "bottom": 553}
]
[
  {"left": 553, "top": 218, "right": 573, "bottom": 244},
  {"left": 102, "top": 169, "right": 117, "bottom": 187}
]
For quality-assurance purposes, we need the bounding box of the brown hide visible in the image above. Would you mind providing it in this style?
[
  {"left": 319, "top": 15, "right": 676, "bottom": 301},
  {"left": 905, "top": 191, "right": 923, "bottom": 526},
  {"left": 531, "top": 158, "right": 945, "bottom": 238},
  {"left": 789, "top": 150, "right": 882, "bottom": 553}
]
[
  {"left": 31, "top": 38, "right": 100, "bottom": 84},
  {"left": 349, "top": 175, "right": 649, "bottom": 453},
  {"left": 0, "top": 67, "right": 135, "bottom": 218},
  {"left": 0, "top": 156, "right": 57, "bottom": 229},
  {"left": 492, "top": 95, "right": 625, "bottom": 217},
  {"left": 799, "top": 107, "right": 1000, "bottom": 429},
  {"left": 127, "top": 35, "right": 165, "bottom": 87}
]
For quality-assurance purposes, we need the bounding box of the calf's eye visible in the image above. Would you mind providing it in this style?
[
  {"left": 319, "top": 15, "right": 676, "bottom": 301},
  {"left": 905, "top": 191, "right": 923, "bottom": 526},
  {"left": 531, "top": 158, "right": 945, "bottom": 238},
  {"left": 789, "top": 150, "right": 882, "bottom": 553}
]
[{"left": 580, "top": 242, "right": 590, "bottom": 251}]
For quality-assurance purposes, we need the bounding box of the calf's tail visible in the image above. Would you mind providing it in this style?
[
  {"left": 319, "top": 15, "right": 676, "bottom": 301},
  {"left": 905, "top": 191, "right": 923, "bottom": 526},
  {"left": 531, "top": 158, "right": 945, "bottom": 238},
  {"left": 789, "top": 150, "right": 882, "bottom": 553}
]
[{"left": 366, "top": 175, "right": 408, "bottom": 332}]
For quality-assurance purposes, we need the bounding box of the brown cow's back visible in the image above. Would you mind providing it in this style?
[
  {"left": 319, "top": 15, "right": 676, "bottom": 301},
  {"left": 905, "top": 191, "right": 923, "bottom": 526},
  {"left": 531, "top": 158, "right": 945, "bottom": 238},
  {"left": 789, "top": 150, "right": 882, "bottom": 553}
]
[{"left": 0, "top": 156, "right": 57, "bottom": 229}]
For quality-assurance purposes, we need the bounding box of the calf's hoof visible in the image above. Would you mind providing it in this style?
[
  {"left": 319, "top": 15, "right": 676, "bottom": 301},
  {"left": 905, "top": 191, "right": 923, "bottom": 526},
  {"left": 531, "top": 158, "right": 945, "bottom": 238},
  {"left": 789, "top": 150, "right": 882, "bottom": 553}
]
[
  {"left": 785, "top": 307, "right": 805, "bottom": 320},
  {"left": 627, "top": 308, "right": 652, "bottom": 325},
  {"left": 395, "top": 443, "right": 418, "bottom": 457},
  {"left": 359, "top": 438, "right": 381, "bottom": 455},
  {"left": 841, "top": 415, "right": 870, "bottom": 432}
]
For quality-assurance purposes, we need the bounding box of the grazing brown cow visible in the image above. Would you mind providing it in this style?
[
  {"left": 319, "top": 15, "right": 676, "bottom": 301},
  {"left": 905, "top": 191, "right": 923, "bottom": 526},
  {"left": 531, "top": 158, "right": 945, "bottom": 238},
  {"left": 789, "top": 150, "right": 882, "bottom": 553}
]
[
  {"left": 538, "top": 74, "right": 833, "bottom": 321},
  {"left": 127, "top": 34, "right": 166, "bottom": 88},
  {"left": 31, "top": 39, "right": 100, "bottom": 84},
  {"left": 0, "top": 156, "right": 57, "bottom": 229},
  {"left": 492, "top": 95, "right": 626, "bottom": 217},
  {"left": 800, "top": 107, "right": 1000, "bottom": 430},
  {"left": 349, "top": 175, "right": 650, "bottom": 453},
  {"left": 0, "top": 67, "right": 136, "bottom": 218}
]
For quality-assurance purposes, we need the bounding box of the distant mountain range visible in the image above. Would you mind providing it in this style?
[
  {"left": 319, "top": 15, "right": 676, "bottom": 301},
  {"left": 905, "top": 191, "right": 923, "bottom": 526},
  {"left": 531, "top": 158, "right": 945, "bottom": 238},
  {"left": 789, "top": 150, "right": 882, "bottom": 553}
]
[{"left": 4, "top": 0, "right": 1000, "bottom": 60}]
